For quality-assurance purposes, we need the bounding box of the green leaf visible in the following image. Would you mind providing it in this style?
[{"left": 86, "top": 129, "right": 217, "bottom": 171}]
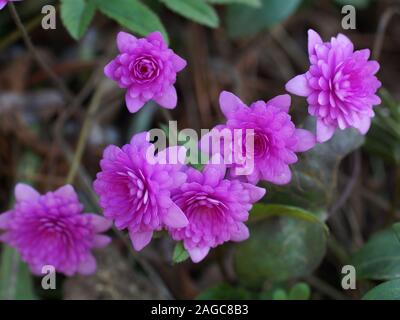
[
  {"left": 160, "top": 0, "right": 219, "bottom": 28},
  {"left": 351, "top": 225, "right": 400, "bottom": 280},
  {"left": 363, "top": 279, "right": 400, "bottom": 300},
  {"left": 234, "top": 207, "right": 327, "bottom": 288},
  {"left": 61, "top": 0, "right": 96, "bottom": 40},
  {"left": 93, "top": 0, "right": 168, "bottom": 42},
  {"left": 0, "top": 247, "right": 36, "bottom": 300},
  {"left": 206, "top": 0, "right": 261, "bottom": 7},
  {"left": 248, "top": 203, "right": 329, "bottom": 235},
  {"left": 196, "top": 283, "right": 252, "bottom": 300},
  {"left": 226, "top": 0, "right": 302, "bottom": 38},
  {"left": 172, "top": 242, "right": 189, "bottom": 264},
  {"left": 288, "top": 282, "right": 311, "bottom": 300},
  {"left": 267, "top": 120, "right": 365, "bottom": 218}
]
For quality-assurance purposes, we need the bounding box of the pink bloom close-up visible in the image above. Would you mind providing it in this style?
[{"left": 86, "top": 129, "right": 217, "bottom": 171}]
[
  {"left": 0, "top": 0, "right": 21, "bottom": 10},
  {"left": 104, "top": 31, "right": 187, "bottom": 113},
  {"left": 286, "top": 29, "right": 381, "bottom": 143},
  {"left": 93, "top": 132, "right": 189, "bottom": 252},
  {"left": 203, "top": 91, "right": 315, "bottom": 185},
  {"left": 168, "top": 159, "right": 266, "bottom": 263},
  {"left": 0, "top": 184, "right": 112, "bottom": 276}
]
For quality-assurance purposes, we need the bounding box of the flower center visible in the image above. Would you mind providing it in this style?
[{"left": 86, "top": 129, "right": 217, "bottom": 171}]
[
  {"left": 127, "top": 169, "right": 150, "bottom": 211},
  {"left": 130, "top": 55, "right": 160, "bottom": 83},
  {"left": 241, "top": 131, "right": 269, "bottom": 159}
]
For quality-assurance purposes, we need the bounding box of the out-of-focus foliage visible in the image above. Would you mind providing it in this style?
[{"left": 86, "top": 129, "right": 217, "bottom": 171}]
[
  {"left": 334, "top": 0, "right": 372, "bottom": 10},
  {"left": 365, "top": 90, "right": 400, "bottom": 164},
  {"left": 172, "top": 242, "right": 189, "bottom": 264},
  {"left": 234, "top": 207, "right": 327, "bottom": 288},
  {"left": 60, "top": 0, "right": 96, "bottom": 40},
  {"left": 60, "top": 0, "right": 301, "bottom": 41},
  {"left": 267, "top": 121, "right": 365, "bottom": 217},
  {"left": 363, "top": 279, "right": 400, "bottom": 300},
  {"left": 226, "top": 0, "right": 302, "bottom": 38},
  {"left": 351, "top": 223, "right": 400, "bottom": 280}
]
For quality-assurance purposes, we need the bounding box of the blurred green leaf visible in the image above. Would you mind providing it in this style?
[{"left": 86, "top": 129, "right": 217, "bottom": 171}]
[
  {"left": 172, "top": 242, "right": 189, "bottom": 264},
  {"left": 226, "top": 0, "right": 302, "bottom": 38},
  {"left": 249, "top": 203, "right": 329, "bottom": 234},
  {"left": 234, "top": 207, "right": 327, "bottom": 288},
  {"left": 160, "top": 0, "right": 219, "bottom": 28},
  {"left": 93, "top": 0, "right": 169, "bottom": 43},
  {"left": 365, "top": 89, "right": 400, "bottom": 164},
  {"left": 351, "top": 225, "right": 400, "bottom": 280},
  {"left": 61, "top": 0, "right": 96, "bottom": 40},
  {"left": 0, "top": 247, "right": 36, "bottom": 300},
  {"left": 267, "top": 121, "right": 365, "bottom": 218},
  {"left": 197, "top": 283, "right": 252, "bottom": 300},
  {"left": 272, "top": 289, "right": 288, "bottom": 300},
  {"left": 206, "top": 0, "right": 261, "bottom": 7},
  {"left": 363, "top": 279, "right": 400, "bottom": 300},
  {"left": 288, "top": 282, "right": 311, "bottom": 300}
]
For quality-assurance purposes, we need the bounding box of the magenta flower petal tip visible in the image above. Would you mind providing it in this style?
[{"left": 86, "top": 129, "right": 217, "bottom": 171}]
[
  {"left": 206, "top": 91, "right": 316, "bottom": 185},
  {"left": 105, "top": 31, "right": 187, "bottom": 113},
  {"left": 93, "top": 132, "right": 188, "bottom": 252},
  {"left": 168, "top": 163, "right": 266, "bottom": 263},
  {"left": 0, "top": 184, "right": 111, "bottom": 276},
  {"left": 286, "top": 29, "right": 381, "bottom": 142},
  {"left": 0, "top": 0, "right": 22, "bottom": 10}
]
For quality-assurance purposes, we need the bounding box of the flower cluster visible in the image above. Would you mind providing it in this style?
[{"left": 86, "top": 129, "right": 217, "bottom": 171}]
[
  {"left": 2, "top": 29, "right": 380, "bottom": 271},
  {"left": 0, "top": 184, "right": 111, "bottom": 276}
]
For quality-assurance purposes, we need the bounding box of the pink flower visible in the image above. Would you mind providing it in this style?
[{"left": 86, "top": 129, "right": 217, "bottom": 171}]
[
  {"left": 104, "top": 31, "right": 187, "bottom": 113},
  {"left": 0, "top": 0, "right": 21, "bottom": 10},
  {"left": 93, "top": 132, "right": 189, "bottom": 251},
  {"left": 203, "top": 91, "right": 315, "bottom": 185},
  {"left": 286, "top": 29, "right": 381, "bottom": 143},
  {"left": 0, "top": 184, "right": 112, "bottom": 276},
  {"left": 168, "top": 159, "right": 266, "bottom": 263}
]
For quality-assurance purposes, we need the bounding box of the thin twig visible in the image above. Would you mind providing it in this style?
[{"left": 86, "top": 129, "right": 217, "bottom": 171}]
[
  {"left": 329, "top": 151, "right": 361, "bottom": 216},
  {"left": 307, "top": 276, "right": 349, "bottom": 300},
  {"left": 8, "top": 3, "right": 74, "bottom": 102},
  {"left": 65, "top": 80, "right": 110, "bottom": 185},
  {"left": 372, "top": 5, "right": 400, "bottom": 61}
]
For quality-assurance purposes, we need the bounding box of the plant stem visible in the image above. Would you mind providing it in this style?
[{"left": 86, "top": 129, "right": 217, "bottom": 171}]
[
  {"left": 8, "top": 3, "right": 74, "bottom": 102},
  {"left": 65, "top": 81, "right": 108, "bottom": 185}
]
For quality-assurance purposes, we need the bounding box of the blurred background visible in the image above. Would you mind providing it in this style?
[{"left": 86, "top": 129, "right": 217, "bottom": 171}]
[{"left": 0, "top": 0, "right": 399, "bottom": 300}]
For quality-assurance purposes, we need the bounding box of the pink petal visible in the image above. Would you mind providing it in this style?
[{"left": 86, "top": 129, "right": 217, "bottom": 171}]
[
  {"left": 117, "top": 31, "right": 137, "bottom": 52},
  {"left": 130, "top": 131, "right": 151, "bottom": 147},
  {"left": 230, "top": 223, "right": 249, "bottom": 242},
  {"left": 316, "top": 119, "right": 336, "bottom": 143},
  {"left": 266, "top": 94, "right": 291, "bottom": 112},
  {"left": 93, "top": 235, "right": 112, "bottom": 248},
  {"left": 163, "top": 203, "right": 188, "bottom": 228},
  {"left": 86, "top": 214, "right": 112, "bottom": 232},
  {"left": 172, "top": 54, "right": 187, "bottom": 72},
  {"left": 269, "top": 164, "right": 292, "bottom": 185},
  {"left": 129, "top": 230, "right": 153, "bottom": 251},
  {"left": 244, "top": 184, "right": 266, "bottom": 202},
  {"left": 293, "top": 129, "right": 316, "bottom": 152},
  {"left": 125, "top": 93, "right": 145, "bottom": 113},
  {"left": 0, "top": 1, "right": 6, "bottom": 10},
  {"left": 104, "top": 60, "right": 117, "bottom": 79},
  {"left": 55, "top": 184, "right": 77, "bottom": 200},
  {"left": 356, "top": 115, "right": 371, "bottom": 135},
  {"left": 78, "top": 254, "right": 97, "bottom": 275},
  {"left": 0, "top": 211, "right": 12, "bottom": 229},
  {"left": 188, "top": 246, "right": 210, "bottom": 263},
  {"left": 308, "top": 29, "right": 323, "bottom": 56},
  {"left": 219, "top": 91, "right": 246, "bottom": 118},
  {"left": 155, "top": 86, "right": 177, "bottom": 109},
  {"left": 285, "top": 74, "right": 312, "bottom": 97},
  {"left": 15, "top": 183, "right": 40, "bottom": 202},
  {"left": 146, "top": 31, "right": 165, "bottom": 44}
]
